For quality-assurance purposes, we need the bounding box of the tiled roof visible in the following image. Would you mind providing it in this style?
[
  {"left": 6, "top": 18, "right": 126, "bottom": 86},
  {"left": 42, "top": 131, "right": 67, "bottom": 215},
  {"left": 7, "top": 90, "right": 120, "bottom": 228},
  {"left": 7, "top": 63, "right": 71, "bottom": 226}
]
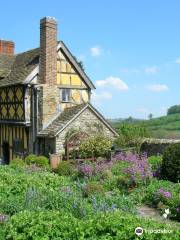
[
  {"left": 0, "top": 48, "right": 39, "bottom": 87},
  {"left": 38, "top": 103, "right": 87, "bottom": 137},
  {"left": 38, "top": 103, "right": 118, "bottom": 137},
  {"left": 0, "top": 54, "right": 15, "bottom": 78},
  {"left": 0, "top": 41, "right": 95, "bottom": 89}
]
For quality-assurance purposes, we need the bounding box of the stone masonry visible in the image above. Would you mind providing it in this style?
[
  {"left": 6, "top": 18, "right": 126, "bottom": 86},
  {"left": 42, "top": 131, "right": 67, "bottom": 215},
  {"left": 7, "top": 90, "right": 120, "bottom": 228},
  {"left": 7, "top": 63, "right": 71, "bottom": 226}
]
[
  {"left": 38, "top": 17, "right": 59, "bottom": 130},
  {"left": 55, "top": 107, "right": 116, "bottom": 153}
]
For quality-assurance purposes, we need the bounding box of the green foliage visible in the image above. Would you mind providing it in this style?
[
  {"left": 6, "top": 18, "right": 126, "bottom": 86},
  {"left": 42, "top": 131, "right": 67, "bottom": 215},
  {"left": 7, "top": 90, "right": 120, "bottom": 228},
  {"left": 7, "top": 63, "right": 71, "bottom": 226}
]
[
  {"left": 167, "top": 105, "right": 180, "bottom": 115},
  {"left": 115, "top": 123, "right": 149, "bottom": 152},
  {"left": 79, "top": 135, "right": 112, "bottom": 159},
  {"left": 148, "top": 155, "right": 162, "bottom": 171},
  {"left": 142, "top": 179, "right": 180, "bottom": 221},
  {"left": 10, "top": 158, "right": 25, "bottom": 167},
  {"left": 25, "top": 154, "right": 49, "bottom": 168},
  {"left": 35, "top": 156, "right": 49, "bottom": 167},
  {"left": 25, "top": 154, "right": 37, "bottom": 165},
  {"left": 113, "top": 113, "right": 180, "bottom": 139},
  {"left": 161, "top": 143, "right": 180, "bottom": 182},
  {"left": 100, "top": 169, "right": 113, "bottom": 180},
  {"left": 1, "top": 210, "right": 179, "bottom": 240},
  {"left": 116, "top": 175, "right": 135, "bottom": 192},
  {"left": 57, "top": 161, "right": 74, "bottom": 176},
  {"left": 0, "top": 158, "right": 179, "bottom": 239},
  {"left": 83, "top": 182, "right": 104, "bottom": 197}
]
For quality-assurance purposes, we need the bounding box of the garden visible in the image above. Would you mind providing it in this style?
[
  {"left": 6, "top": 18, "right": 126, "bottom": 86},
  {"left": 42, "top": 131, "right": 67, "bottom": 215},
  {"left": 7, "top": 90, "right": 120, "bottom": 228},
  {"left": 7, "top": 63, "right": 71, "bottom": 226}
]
[{"left": 0, "top": 132, "right": 180, "bottom": 239}]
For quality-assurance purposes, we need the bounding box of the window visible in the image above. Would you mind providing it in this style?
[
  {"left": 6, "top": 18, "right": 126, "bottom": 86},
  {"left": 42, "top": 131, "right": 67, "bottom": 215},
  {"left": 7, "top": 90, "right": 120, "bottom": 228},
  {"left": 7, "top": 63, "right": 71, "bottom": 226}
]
[
  {"left": 61, "top": 89, "right": 71, "bottom": 102},
  {"left": 13, "top": 139, "right": 23, "bottom": 154}
]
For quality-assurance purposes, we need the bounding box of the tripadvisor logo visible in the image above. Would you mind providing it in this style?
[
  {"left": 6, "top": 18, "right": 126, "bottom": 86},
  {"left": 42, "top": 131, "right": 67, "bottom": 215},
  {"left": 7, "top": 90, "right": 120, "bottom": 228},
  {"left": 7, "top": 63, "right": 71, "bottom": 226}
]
[
  {"left": 135, "top": 227, "right": 143, "bottom": 236},
  {"left": 135, "top": 226, "right": 173, "bottom": 236}
]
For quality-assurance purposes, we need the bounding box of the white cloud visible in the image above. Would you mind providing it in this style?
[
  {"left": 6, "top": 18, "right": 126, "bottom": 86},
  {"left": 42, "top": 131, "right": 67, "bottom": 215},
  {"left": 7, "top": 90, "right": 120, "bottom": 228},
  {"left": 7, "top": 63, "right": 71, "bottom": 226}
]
[
  {"left": 175, "top": 58, "right": 180, "bottom": 64},
  {"left": 90, "top": 46, "right": 101, "bottom": 57},
  {"left": 91, "top": 91, "right": 112, "bottom": 105},
  {"left": 145, "top": 84, "right": 169, "bottom": 92},
  {"left": 95, "top": 76, "right": 129, "bottom": 91},
  {"left": 145, "top": 66, "right": 159, "bottom": 74}
]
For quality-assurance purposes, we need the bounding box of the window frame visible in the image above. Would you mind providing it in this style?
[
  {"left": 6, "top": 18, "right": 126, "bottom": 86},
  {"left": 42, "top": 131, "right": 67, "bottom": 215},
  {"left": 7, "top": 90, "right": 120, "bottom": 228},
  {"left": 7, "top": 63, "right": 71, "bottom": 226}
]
[{"left": 60, "top": 89, "right": 71, "bottom": 103}]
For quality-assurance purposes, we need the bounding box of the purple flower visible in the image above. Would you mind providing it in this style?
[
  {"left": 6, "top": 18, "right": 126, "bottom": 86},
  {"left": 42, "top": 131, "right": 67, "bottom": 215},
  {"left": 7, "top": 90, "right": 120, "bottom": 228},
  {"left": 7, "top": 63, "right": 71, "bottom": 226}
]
[
  {"left": 159, "top": 188, "right": 172, "bottom": 198},
  {"left": 116, "top": 152, "right": 152, "bottom": 184},
  {"left": 78, "top": 164, "right": 93, "bottom": 177},
  {"left": 176, "top": 207, "right": 180, "bottom": 212}
]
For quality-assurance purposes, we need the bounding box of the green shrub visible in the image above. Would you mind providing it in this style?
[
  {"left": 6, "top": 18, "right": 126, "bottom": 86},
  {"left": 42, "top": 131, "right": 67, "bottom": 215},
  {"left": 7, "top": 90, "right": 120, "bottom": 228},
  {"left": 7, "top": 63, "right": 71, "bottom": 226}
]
[
  {"left": 142, "top": 179, "right": 180, "bottom": 221},
  {"left": 57, "top": 161, "right": 74, "bottom": 176},
  {"left": 2, "top": 210, "right": 179, "bottom": 240},
  {"left": 25, "top": 155, "right": 49, "bottom": 168},
  {"left": 161, "top": 143, "right": 180, "bottom": 182},
  {"left": 83, "top": 182, "right": 104, "bottom": 197},
  {"left": 116, "top": 175, "right": 135, "bottom": 192},
  {"left": 148, "top": 155, "right": 162, "bottom": 171},
  {"left": 25, "top": 154, "right": 37, "bottom": 165},
  {"left": 79, "top": 135, "right": 112, "bottom": 159},
  {"left": 10, "top": 158, "right": 25, "bottom": 167},
  {"left": 36, "top": 156, "right": 49, "bottom": 167},
  {"left": 101, "top": 169, "right": 113, "bottom": 180}
]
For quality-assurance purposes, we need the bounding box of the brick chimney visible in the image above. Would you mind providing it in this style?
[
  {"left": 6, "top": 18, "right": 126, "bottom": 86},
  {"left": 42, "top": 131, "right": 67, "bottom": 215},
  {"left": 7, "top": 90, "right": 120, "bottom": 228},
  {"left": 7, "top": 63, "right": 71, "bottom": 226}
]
[
  {"left": 0, "top": 40, "right": 14, "bottom": 55},
  {"left": 38, "top": 17, "right": 60, "bottom": 130},
  {"left": 39, "top": 17, "right": 57, "bottom": 85}
]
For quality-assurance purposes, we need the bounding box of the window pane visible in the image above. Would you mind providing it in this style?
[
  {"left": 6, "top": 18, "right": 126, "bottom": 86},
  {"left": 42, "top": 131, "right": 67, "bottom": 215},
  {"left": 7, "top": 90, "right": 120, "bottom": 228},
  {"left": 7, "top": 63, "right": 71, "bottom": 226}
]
[{"left": 61, "top": 89, "right": 71, "bottom": 102}]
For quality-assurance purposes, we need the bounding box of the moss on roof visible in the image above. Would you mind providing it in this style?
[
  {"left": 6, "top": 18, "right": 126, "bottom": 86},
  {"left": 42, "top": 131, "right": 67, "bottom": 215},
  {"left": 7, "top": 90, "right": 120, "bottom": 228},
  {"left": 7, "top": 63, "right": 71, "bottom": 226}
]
[
  {"left": 38, "top": 103, "right": 87, "bottom": 137},
  {"left": 0, "top": 48, "right": 39, "bottom": 86}
]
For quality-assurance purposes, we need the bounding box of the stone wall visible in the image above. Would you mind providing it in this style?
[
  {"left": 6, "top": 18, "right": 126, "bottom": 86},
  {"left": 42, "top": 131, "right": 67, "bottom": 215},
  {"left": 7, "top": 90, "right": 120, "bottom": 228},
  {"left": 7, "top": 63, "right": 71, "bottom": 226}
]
[
  {"left": 141, "top": 138, "right": 180, "bottom": 156},
  {"left": 55, "top": 107, "right": 116, "bottom": 153},
  {"left": 38, "top": 84, "right": 60, "bottom": 130}
]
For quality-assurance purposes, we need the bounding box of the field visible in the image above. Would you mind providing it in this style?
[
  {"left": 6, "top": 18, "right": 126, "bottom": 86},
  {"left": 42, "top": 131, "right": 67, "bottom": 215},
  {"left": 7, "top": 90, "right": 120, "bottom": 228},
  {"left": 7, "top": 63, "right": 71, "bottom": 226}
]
[
  {"left": 112, "top": 113, "right": 180, "bottom": 139},
  {"left": 0, "top": 154, "right": 179, "bottom": 239}
]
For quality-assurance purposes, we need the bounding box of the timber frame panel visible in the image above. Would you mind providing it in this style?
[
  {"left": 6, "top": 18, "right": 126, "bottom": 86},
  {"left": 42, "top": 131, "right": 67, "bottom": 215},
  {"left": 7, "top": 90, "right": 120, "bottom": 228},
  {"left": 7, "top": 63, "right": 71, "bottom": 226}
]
[{"left": 0, "top": 85, "right": 25, "bottom": 122}]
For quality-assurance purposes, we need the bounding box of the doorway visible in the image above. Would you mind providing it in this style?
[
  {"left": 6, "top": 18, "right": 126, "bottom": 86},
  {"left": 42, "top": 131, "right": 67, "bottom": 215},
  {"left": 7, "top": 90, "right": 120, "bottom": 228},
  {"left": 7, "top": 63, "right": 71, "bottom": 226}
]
[{"left": 2, "top": 141, "right": 10, "bottom": 165}]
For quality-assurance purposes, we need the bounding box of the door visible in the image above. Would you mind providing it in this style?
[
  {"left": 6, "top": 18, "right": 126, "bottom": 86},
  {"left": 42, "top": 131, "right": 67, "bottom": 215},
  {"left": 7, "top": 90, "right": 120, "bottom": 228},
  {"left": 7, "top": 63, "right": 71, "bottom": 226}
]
[{"left": 2, "top": 141, "right": 10, "bottom": 164}]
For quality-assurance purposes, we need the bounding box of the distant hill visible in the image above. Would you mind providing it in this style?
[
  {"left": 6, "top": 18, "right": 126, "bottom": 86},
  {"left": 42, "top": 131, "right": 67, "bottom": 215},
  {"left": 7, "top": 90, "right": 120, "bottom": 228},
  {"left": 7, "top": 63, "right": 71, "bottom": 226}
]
[{"left": 110, "top": 113, "right": 180, "bottom": 139}]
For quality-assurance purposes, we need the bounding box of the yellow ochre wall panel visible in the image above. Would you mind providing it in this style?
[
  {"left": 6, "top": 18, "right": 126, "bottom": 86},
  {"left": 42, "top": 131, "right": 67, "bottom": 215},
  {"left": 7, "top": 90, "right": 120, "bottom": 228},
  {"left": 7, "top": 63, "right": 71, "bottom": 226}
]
[
  {"left": 57, "top": 50, "right": 88, "bottom": 88},
  {"left": 61, "top": 74, "right": 71, "bottom": 85},
  {"left": 71, "top": 75, "right": 81, "bottom": 86}
]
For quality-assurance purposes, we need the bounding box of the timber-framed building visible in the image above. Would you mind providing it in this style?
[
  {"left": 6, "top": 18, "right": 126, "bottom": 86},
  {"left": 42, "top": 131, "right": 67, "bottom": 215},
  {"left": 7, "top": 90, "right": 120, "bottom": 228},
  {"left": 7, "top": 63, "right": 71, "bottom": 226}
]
[{"left": 0, "top": 17, "right": 117, "bottom": 164}]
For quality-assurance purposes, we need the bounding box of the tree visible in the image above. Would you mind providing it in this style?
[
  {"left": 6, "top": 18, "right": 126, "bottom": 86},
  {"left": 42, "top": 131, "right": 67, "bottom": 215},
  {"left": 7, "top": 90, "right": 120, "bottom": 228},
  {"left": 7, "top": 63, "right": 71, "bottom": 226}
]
[
  {"left": 148, "top": 113, "right": 153, "bottom": 120},
  {"left": 167, "top": 105, "right": 180, "bottom": 115},
  {"left": 115, "top": 123, "right": 149, "bottom": 153}
]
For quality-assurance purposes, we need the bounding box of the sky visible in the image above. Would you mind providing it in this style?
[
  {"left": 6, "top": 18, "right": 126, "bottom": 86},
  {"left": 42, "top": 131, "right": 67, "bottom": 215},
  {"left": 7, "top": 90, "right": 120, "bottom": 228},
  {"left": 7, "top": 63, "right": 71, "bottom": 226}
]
[{"left": 1, "top": 0, "right": 180, "bottom": 119}]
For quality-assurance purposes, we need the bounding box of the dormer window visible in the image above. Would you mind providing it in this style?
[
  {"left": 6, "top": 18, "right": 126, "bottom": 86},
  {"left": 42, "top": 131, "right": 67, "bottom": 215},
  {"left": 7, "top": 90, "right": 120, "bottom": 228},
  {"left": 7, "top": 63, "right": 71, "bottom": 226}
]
[{"left": 61, "top": 89, "right": 71, "bottom": 102}]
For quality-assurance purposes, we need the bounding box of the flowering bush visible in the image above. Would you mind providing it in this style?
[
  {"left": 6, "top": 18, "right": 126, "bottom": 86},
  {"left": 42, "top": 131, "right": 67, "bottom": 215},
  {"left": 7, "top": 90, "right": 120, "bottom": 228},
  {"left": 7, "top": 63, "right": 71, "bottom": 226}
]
[
  {"left": 77, "top": 159, "right": 113, "bottom": 179},
  {"left": 78, "top": 164, "right": 93, "bottom": 178},
  {"left": 143, "top": 179, "right": 180, "bottom": 221},
  {"left": 152, "top": 188, "right": 172, "bottom": 206},
  {"left": 114, "top": 152, "right": 152, "bottom": 186},
  {"left": 79, "top": 135, "right": 112, "bottom": 159}
]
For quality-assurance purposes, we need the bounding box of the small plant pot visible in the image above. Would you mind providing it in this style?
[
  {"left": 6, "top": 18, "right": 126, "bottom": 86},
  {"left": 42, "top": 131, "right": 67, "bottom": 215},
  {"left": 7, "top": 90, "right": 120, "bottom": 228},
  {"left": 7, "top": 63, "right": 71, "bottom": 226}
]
[{"left": 50, "top": 154, "right": 62, "bottom": 169}]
